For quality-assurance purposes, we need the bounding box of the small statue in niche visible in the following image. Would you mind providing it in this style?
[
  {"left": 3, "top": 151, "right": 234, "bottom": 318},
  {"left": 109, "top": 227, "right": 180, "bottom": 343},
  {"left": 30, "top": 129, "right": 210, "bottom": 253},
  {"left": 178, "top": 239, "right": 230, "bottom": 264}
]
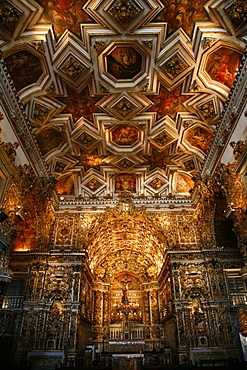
[
  {"left": 0, "top": 141, "right": 19, "bottom": 164},
  {"left": 230, "top": 140, "right": 247, "bottom": 160}
]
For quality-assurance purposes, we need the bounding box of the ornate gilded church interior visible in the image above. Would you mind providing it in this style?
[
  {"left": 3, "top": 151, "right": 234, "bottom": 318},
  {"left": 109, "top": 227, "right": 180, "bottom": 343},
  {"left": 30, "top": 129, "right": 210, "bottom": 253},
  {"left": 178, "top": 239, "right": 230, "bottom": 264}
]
[{"left": 0, "top": 0, "right": 247, "bottom": 369}]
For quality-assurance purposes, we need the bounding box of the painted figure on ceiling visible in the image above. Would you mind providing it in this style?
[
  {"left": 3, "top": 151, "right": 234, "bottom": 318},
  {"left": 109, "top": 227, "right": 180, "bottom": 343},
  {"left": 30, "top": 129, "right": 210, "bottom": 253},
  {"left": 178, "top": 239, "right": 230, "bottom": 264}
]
[
  {"left": 186, "top": 126, "right": 213, "bottom": 153},
  {"left": 5, "top": 51, "right": 43, "bottom": 91},
  {"left": 56, "top": 175, "right": 74, "bottom": 195},
  {"left": 115, "top": 174, "right": 136, "bottom": 192},
  {"left": 38, "top": 0, "right": 91, "bottom": 37},
  {"left": 112, "top": 126, "right": 138, "bottom": 146},
  {"left": 107, "top": 47, "right": 142, "bottom": 79},
  {"left": 176, "top": 173, "right": 194, "bottom": 194},
  {"left": 206, "top": 48, "right": 242, "bottom": 88},
  {"left": 155, "top": 0, "right": 208, "bottom": 34},
  {"left": 59, "top": 87, "right": 101, "bottom": 121},
  {"left": 149, "top": 86, "right": 187, "bottom": 118}
]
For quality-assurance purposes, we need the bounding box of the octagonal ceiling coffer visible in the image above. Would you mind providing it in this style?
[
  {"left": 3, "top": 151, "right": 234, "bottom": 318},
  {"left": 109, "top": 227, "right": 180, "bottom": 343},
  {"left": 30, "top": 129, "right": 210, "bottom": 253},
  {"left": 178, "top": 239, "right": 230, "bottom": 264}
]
[{"left": 99, "top": 41, "right": 148, "bottom": 89}]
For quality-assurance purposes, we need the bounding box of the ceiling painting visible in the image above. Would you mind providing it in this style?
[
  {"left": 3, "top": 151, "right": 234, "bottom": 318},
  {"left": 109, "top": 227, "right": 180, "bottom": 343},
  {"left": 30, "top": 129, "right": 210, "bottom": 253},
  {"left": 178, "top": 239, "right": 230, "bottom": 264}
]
[
  {"left": 55, "top": 174, "right": 75, "bottom": 195},
  {"left": 1, "top": 0, "right": 246, "bottom": 201},
  {"left": 111, "top": 125, "right": 139, "bottom": 146},
  {"left": 144, "top": 149, "right": 177, "bottom": 171},
  {"left": 186, "top": 126, "right": 213, "bottom": 153},
  {"left": 115, "top": 174, "right": 136, "bottom": 193},
  {"left": 205, "top": 47, "right": 242, "bottom": 88},
  {"left": 36, "top": 128, "right": 66, "bottom": 157},
  {"left": 58, "top": 87, "right": 101, "bottom": 121},
  {"left": 154, "top": 0, "right": 209, "bottom": 35},
  {"left": 77, "top": 153, "right": 105, "bottom": 170},
  {"left": 37, "top": 0, "right": 93, "bottom": 38},
  {"left": 106, "top": 46, "right": 142, "bottom": 80},
  {"left": 175, "top": 172, "right": 194, "bottom": 195},
  {"left": 4, "top": 50, "right": 44, "bottom": 92},
  {"left": 148, "top": 86, "right": 188, "bottom": 119}
]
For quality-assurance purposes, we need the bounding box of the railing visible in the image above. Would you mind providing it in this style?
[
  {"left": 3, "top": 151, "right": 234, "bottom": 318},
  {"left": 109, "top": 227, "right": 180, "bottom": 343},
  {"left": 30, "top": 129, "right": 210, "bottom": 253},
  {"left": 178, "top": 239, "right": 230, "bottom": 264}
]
[
  {"left": 110, "top": 328, "right": 121, "bottom": 340},
  {"left": 132, "top": 327, "right": 143, "bottom": 339},
  {"left": 229, "top": 293, "right": 247, "bottom": 306},
  {"left": 2, "top": 296, "right": 23, "bottom": 309},
  {"left": 109, "top": 327, "right": 143, "bottom": 340}
]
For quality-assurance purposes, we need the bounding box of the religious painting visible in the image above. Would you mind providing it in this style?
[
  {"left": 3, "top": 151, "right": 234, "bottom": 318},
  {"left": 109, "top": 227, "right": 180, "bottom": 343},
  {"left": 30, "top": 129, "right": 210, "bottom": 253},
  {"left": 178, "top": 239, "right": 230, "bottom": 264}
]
[
  {"left": 186, "top": 126, "right": 213, "bottom": 153},
  {"left": 154, "top": 0, "right": 208, "bottom": 35},
  {"left": 36, "top": 0, "right": 92, "bottom": 38},
  {"left": 59, "top": 87, "right": 101, "bottom": 121},
  {"left": 107, "top": 46, "right": 142, "bottom": 79},
  {"left": 5, "top": 51, "right": 43, "bottom": 91},
  {"left": 149, "top": 85, "right": 187, "bottom": 119},
  {"left": 205, "top": 47, "right": 242, "bottom": 88},
  {"left": 36, "top": 128, "right": 65, "bottom": 156},
  {"left": 115, "top": 174, "right": 136, "bottom": 192},
  {"left": 175, "top": 173, "right": 194, "bottom": 194},
  {"left": 149, "top": 177, "right": 165, "bottom": 190},
  {"left": 78, "top": 153, "right": 105, "bottom": 170},
  {"left": 111, "top": 125, "right": 139, "bottom": 146},
  {"left": 56, "top": 174, "right": 74, "bottom": 195},
  {"left": 13, "top": 219, "right": 36, "bottom": 251}
]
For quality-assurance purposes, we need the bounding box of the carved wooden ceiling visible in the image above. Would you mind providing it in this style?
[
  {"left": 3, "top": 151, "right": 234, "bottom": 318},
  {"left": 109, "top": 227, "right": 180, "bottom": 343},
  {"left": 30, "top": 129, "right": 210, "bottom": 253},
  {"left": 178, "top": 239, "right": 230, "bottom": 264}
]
[{"left": 0, "top": 0, "right": 246, "bottom": 199}]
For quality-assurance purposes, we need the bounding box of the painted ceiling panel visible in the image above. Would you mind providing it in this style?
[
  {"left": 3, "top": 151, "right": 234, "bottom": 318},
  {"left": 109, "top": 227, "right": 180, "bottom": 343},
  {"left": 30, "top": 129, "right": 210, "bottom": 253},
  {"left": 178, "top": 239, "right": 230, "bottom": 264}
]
[{"left": 0, "top": 0, "right": 246, "bottom": 199}]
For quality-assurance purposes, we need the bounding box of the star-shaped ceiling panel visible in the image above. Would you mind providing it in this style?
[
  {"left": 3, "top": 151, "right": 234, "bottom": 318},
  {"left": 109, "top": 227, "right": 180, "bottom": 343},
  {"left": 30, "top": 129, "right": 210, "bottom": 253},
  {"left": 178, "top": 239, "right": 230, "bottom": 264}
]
[{"left": 0, "top": 0, "right": 246, "bottom": 199}]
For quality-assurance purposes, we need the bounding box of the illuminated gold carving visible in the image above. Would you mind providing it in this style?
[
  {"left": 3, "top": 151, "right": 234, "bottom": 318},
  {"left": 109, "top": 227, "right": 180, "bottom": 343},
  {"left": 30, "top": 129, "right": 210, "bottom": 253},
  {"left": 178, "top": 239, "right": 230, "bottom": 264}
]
[
  {"left": 0, "top": 141, "right": 19, "bottom": 164},
  {"left": 54, "top": 217, "right": 74, "bottom": 245},
  {"left": 177, "top": 215, "right": 196, "bottom": 244},
  {"left": 95, "top": 40, "right": 106, "bottom": 52},
  {"left": 85, "top": 178, "right": 102, "bottom": 191},
  {"left": 238, "top": 307, "right": 247, "bottom": 336},
  {"left": 149, "top": 178, "right": 164, "bottom": 190},
  {"left": 112, "top": 98, "right": 136, "bottom": 117},
  {"left": 13, "top": 219, "right": 36, "bottom": 251},
  {"left": 230, "top": 140, "right": 247, "bottom": 160},
  {"left": 86, "top": 207, "right": 166, "bottom": 279}
]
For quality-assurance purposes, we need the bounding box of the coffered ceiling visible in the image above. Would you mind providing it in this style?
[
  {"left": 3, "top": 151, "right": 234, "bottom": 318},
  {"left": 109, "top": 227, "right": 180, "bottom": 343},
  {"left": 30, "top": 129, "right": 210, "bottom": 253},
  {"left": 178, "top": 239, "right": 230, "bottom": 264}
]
[{"left": 0, "top": 0, "right": 246, "bottom": 200}]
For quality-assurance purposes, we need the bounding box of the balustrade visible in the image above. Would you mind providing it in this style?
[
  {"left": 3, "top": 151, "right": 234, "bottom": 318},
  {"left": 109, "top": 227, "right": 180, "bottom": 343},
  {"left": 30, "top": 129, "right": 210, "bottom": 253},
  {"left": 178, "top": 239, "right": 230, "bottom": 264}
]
[{"left": 2, "top": 296, "right": 23, "bottom": 309}]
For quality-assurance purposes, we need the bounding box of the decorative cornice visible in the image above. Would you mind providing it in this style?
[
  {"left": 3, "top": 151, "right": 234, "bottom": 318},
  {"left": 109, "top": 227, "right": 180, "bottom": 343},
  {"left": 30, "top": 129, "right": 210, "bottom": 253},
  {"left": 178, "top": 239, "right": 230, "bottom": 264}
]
[
  {"left": 0, "top": 55, "right": 49, "bottom": 178},
  {"left": 56, "top": 196, "right": 194, "bottom": 212},
  {"left": 201, "top": 48, "right": 247, "bottom": 176}
]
